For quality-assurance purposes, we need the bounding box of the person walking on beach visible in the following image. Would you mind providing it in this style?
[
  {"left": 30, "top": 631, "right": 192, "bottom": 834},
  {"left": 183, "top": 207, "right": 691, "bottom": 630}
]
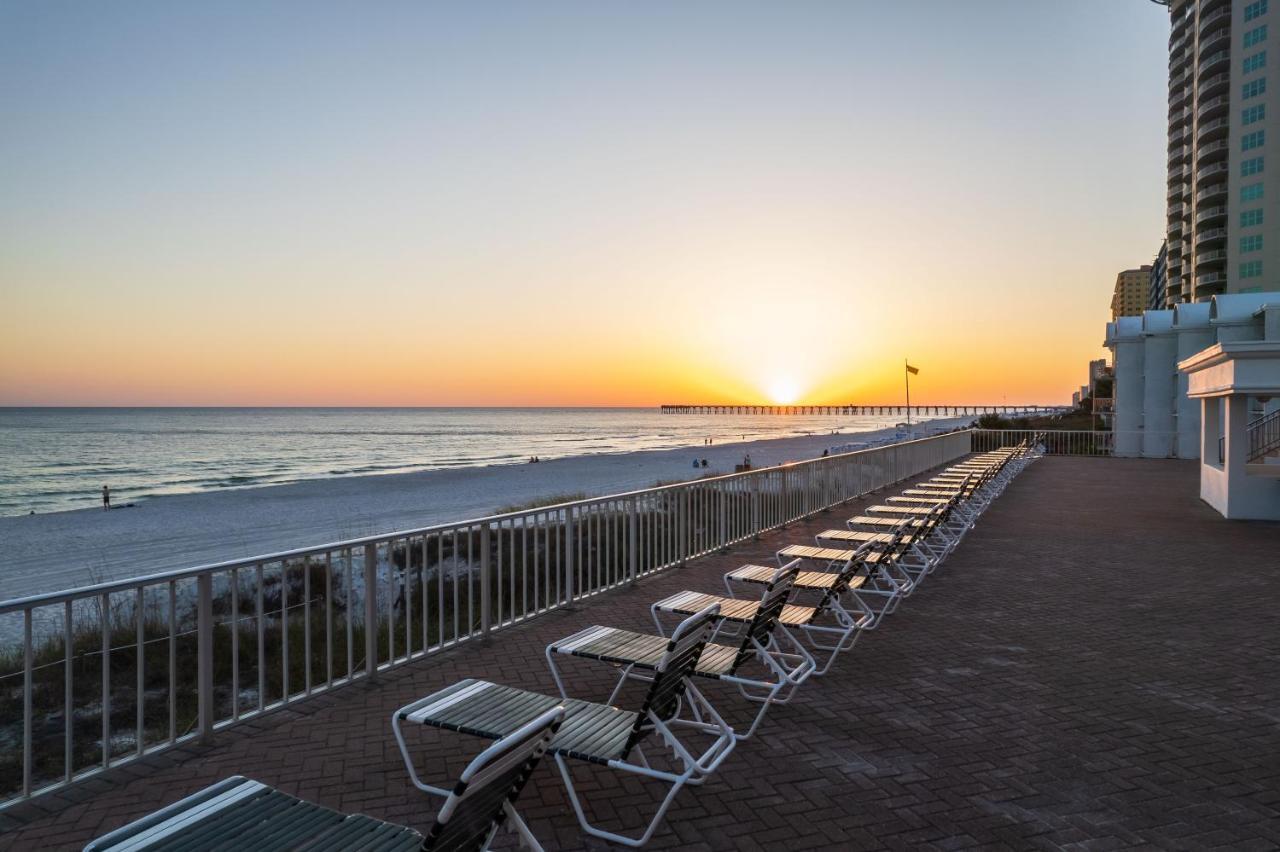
[{"left": 101, "top": 485, "right": 110, "bottom": 510}]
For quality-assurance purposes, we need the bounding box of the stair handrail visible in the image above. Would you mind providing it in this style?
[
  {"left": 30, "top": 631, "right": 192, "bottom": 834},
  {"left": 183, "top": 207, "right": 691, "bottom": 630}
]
[{"left": 1247, "top": 408, "right": 1280, "bottom": 463}]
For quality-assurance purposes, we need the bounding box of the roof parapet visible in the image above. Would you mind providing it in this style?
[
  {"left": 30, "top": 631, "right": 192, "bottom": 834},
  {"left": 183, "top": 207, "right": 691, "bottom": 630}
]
[
  {"left": 1209, "top": 291, "right": 1280, "bottom": 324},
  {"left": 1142, "top": 310, "right": 1175, "bottom": 335},
  {"left": 1171, "top": 301, "right": 1211, "bottom": 329},
  {"left": 1112, "top": 315, "right": 1145, "bottom": 341}
]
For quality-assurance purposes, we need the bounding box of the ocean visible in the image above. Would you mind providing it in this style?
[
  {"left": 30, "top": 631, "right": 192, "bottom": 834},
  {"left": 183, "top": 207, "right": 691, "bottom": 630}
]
[{"left": 0, "top": 407, "right": 919, "bottom": 517}]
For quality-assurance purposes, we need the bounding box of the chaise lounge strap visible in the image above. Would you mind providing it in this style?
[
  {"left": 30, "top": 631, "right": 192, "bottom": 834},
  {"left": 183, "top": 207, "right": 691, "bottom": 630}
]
[
  {"left": 83, "top": 777, "right": 423, "bottom": 852},
  {"left": 867, "top": 505, "right": 936, "bottom": 515},
  {"left": 726, "top": 563, "right": 864, "bottom": 591},
  {"left": 653, "top": 590, "right": 818, "bottom": 626},
  {"left": 846, "top": 515, "right": 923, "bottom": 528},
  {"left": 400, "top": 679, "right": 638, "bottom": 765},
  {"left": 815, "top": 529, "right": 914, "bottom": 546},
  {"left": 551, "top": 625, "right": 738, "bottom": 677},
  {"left": 777, "top": 544, "right": 857, "bottom": 562}
]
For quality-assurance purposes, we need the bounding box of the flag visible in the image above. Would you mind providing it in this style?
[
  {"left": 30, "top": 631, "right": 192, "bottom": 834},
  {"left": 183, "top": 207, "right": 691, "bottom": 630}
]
[{"left": 905, "top": 363, "right": 919, "bottom": 375}]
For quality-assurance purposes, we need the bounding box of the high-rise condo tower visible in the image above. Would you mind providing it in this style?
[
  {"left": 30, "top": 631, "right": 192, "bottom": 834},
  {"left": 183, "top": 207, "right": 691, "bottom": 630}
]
[{"left": 1158, "top": 0, "right": 1275, "bottom": 305}]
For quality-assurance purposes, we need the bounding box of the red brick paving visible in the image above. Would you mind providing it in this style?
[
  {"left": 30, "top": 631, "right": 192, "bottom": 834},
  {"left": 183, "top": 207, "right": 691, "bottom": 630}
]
[{"left": 2, "top": 457, "right": 1278, "bottom": 850}]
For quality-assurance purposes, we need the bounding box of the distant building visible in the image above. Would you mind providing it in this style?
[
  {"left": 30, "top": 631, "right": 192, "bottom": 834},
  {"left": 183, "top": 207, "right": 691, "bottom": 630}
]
[
  {"left": 1148, "top": 241, "right": 1168, "bottom": 310},
  {"left": 1111, "top": 266, "right": 1152, "bottom": 320},
  {"left": 1157, "top": 0, "right": 1278, "bottom": 305},
  {"left": 1088, "top": 358, "right": 1109, "bottom": 395}
]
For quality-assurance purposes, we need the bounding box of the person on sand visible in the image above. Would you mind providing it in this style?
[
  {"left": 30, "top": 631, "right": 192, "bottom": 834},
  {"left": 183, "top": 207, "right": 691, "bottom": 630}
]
[{"left": 102, "top": 485, "right": 110, "bottom": 510}]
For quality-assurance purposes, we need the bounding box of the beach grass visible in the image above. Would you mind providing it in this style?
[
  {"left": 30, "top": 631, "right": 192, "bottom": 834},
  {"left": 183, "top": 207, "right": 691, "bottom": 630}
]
[{"left": 493, "top": 492, "right": 589, "bottom": 514}]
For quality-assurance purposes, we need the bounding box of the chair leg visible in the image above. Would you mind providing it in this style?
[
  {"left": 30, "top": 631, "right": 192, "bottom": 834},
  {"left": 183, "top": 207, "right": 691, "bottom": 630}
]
[
  {"left": 555, "top": 754, "right": 689, "bottom": 848},
  {"left": 492, "top": 803, "right": 544, "bottom": 852}
]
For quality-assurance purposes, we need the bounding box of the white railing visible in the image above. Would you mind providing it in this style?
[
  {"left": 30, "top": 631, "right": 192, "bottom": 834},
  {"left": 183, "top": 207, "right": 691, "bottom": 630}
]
[
  {"left": 971, "top": 429, "right": 1115, "bottom": 456},
  {"left": 0, "top": 430, "right": 971, "bottom": 808}
]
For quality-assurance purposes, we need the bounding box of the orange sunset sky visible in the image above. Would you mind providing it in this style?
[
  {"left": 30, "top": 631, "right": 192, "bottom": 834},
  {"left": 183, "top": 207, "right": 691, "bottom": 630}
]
[{"left": 0, "top": 3, "right": 1167, "bottom": 407}]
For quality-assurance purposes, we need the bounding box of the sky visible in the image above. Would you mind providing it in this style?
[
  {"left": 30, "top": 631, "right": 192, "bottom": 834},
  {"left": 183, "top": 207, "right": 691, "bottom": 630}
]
[{"left": 0, "top": 1, "right": 1169, "bottom": 407}]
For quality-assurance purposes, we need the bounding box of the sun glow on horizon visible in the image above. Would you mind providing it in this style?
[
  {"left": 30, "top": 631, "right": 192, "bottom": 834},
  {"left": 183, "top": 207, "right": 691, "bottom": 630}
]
[{"left": 765, "top": 375, "right": 803, "bottom": 405}]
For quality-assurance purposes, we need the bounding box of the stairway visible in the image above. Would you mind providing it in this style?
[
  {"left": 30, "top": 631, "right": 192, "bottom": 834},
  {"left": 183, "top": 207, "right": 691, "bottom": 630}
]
[{"left": 1245, "top": 409, "right": 1280, "bottom": 476}]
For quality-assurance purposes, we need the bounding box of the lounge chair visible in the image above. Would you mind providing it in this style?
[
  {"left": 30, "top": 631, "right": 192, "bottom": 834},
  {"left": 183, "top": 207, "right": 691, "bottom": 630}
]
[
  {"left": 776, "top": 521, "right": 922, "bottom": 609},
  {"left": 547, "top": 560, "right": 813, "bottom": 741},
  {"left": 84, "top": 705, "right": 564, "bottom": 852},
  {"left": 394, "top": 604, "right": 731, "bottom": 848},
  {"left": 823, "top": 504, "right": 952, "bottom": 588},
  {"left": 657, "top": 552, "right": 873, "bottom": 677}
]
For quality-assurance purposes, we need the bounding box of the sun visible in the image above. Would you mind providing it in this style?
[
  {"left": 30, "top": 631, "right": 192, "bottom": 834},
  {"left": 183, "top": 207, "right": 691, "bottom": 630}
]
[{"left": 766, "top": 376, "right": 802, "bottom": 405}]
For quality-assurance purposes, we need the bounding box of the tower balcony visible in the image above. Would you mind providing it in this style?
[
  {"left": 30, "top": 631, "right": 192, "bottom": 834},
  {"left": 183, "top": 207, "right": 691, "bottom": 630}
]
[
  {"left": 1196, "top": 181, "right": 1228, "bottom": 205},
  {"left": 1195, "top": 248, "right": 1228, "bottom": 268},
  {"left": 1198, "top": 71, "right": 1230, "bottom": 98},
  {"left": 1196, "top": 205, "right": 1228, "bottom": 225},
  {"left": 1196, "top": 94, "right": 1230, "bottom": 122},
  {"left": 1197, "top": 160, "right": 1231, "bottom": 183},
  {"left": 1171, "top": 4, "right": 1191, "bottom": 38},
  {"left": 1195, "top": 271, "right": 1227, "bottom": 289},
  {"left": 1196, "top": 116, "right": 1229, "bottom": 143},
  {"left": 1198, "top": 27, "right": 1232, "bottom": 60},
  {"left": 1198, "top": 49, "right": 1230, "bottom": 76},
  {"left": 1197, "top": 5, "right": 1231, "bottom": 37},
  {"left": 1196, "top": 138, "right": 1230, "bottom": 165},
  {"left": 1195, "top": 226, "right": 1228, "bottom": 247}
]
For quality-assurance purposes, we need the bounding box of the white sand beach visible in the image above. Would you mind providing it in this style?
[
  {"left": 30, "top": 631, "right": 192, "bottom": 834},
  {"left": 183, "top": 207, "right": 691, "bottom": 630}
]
[{"left": 0, "top": 418, "right": 973, "bottom": 601}]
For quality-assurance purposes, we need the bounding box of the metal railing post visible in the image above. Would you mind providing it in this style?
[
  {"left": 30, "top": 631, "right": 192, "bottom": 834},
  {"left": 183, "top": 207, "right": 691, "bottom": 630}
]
[
  {"left": 751, "top": 475, "right": 761, "bottom": 539},
  {"left": 22, "top": 610, "right": 32, "bottom": 797},
  {"left": 564, "top": 508, "right": 575, "bottom": 604},
  {"left": 773, "top": 465, "right": 783, "bottom": 524},
  {"left": 480, "top": 523, "right": 492, "bottom": 637},
  {"left": 677, "top": 490, "right": 687, "bottom": 564},
  {"left": 197, "top": 573, "right": 214, "bottom": 742},
  {"left": 629, "top": 497, "right": 640, "bottom": 583},
  {"left": 716, "top": 484, "right": 729, "bottom": 552},
  {"left": 363, "top": 542, "right": 377, "bottom": 678}
]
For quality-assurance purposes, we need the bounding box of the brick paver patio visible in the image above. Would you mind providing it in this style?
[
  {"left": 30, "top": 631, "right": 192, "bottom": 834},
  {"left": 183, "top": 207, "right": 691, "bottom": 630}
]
[{"left": 2, "top": 456, "right": 1277, "bottom": 850}]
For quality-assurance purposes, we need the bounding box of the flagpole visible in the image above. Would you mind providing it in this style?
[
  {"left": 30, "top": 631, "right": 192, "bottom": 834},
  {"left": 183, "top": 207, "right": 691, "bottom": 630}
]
[{"left": 905, "top": 359, "right": 911, "bottom": 428}]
